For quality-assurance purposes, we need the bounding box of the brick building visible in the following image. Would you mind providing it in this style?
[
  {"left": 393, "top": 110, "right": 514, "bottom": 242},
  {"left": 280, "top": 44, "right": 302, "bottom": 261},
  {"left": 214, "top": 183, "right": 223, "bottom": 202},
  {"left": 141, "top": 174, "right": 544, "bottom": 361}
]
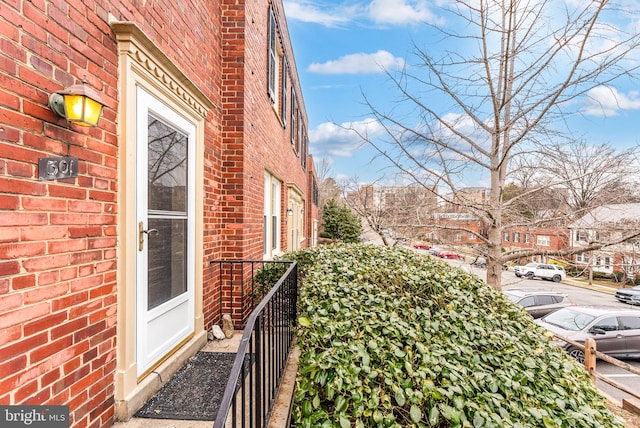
[
  {"left": 0, "top": 0, "right": 317, "bottom": 426},
  {"left": 501, "top": 227, "right": 570, "bottom": 263}
]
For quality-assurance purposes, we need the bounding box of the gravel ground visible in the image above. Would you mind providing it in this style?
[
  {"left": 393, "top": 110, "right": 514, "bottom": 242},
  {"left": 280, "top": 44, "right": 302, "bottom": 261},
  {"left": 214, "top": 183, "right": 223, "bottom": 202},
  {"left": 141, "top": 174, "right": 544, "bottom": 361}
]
[{"left": 607, "top": 402, "right": 640, "bottom": 427}]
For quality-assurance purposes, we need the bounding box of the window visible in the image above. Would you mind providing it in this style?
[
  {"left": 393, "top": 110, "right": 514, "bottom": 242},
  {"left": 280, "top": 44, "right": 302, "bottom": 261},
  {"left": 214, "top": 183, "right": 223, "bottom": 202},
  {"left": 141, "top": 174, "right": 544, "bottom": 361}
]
[
  {"left": 267, "top": 6, "right": 284, "bottom": 114},
  {"left": 519, "top": 297, "right": 535, "bottom": 308},
  {"left": 301, "top": 124, "right": 307, "bottom": 169},
  {"left": 604, "top": 257, "right": 611, "bottom": 269},
  {"left": 621, "top": 316, "right": 640, "bottom": 330},
  {"left": 290, "top": 88, "right": 297, "bottom": 146},
  {"left": 514, "top": 232, "right": 520, "bottom": 243},
  {"left": 503, "top": 232, "right": 510, "bottom": 241},
  {"left": 263, "top": 172, "right": 282, "bottom": 258},
  {"left": 469, "top": 233, "right": 476, "bottom": 240},
  {"left": 575, "top": 230, "right": 588, "bottom": 242},
  {"left": 524, "top": 234, "right": 530, "bottom": 243},
  {"left": 267, "top": 7, "right": 278, "bottom": 103},
  {"left": 537, "top": 235, "right": 550, "bottom": 246},
  {"left": 593, "top": 317, "right": 619, "bottom": 332},
  {"left": 454, "top": 234, "right": 461, "bottom": 242},
  {"left": 537, "top": 295, "right": 556, "bottom": 305},
  {"left": 576, "top": 252, "right": 589, "bottom": 263},
  {"left": 295, "top": 109, "right": 301, "bottom": 156},
  {"left": 281, "top": 57, "right": 288, "bottom": 125}
]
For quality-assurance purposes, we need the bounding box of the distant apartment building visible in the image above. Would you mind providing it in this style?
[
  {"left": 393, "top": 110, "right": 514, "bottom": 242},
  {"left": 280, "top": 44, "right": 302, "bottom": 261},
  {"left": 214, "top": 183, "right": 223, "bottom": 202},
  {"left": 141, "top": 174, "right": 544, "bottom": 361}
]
[
  {"left": 501, "top": 227, "right": 570, "bottom": 263},
  {"left": 443, "top": 187, "right": 491, "bottom": 212},
  {"left": 427, "top": 212, "right": 485, "bottom": 245}
]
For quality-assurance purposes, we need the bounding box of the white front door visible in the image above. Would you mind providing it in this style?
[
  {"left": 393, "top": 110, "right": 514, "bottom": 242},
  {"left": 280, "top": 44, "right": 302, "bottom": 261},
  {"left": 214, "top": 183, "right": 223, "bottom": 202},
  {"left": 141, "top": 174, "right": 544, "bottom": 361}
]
[{"left": 136, "top": 87, "right": 195, "bottom": 377}]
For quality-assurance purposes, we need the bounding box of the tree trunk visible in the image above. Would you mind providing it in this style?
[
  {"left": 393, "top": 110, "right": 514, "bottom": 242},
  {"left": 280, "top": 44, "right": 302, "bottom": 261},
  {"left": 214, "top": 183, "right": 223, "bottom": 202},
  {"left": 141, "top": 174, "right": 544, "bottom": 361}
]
[{"left": 486, "top": 225, "right": 503, "bottom": 289}]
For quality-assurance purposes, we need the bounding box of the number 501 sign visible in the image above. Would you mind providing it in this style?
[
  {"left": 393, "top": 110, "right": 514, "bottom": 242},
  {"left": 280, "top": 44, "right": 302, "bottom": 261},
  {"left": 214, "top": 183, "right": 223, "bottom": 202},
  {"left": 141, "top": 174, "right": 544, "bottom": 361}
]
[{"left": 38, "top": 157, "right": 78, "bottom": 180}]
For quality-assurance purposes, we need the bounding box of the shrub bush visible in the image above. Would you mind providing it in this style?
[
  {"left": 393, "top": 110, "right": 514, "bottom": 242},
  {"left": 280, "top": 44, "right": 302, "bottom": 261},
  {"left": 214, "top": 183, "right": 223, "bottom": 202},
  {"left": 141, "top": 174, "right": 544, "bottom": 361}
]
[{"left": 287, "top": 244, "right": 623, "bottom": 427}]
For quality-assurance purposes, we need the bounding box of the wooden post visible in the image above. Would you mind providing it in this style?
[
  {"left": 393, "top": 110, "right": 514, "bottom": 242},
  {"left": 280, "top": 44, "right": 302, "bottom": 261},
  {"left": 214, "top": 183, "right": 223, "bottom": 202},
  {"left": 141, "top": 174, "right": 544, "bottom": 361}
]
[{"left": 584, "top": 338, "right": 597, "bottom": 383}]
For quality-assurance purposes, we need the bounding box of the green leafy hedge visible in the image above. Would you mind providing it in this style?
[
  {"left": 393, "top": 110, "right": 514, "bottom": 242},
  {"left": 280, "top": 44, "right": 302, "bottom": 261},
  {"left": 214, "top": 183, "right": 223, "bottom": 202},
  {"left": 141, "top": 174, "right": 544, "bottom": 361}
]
[{"left": 286, "top": 244, "right": 623, "bottom": 428}]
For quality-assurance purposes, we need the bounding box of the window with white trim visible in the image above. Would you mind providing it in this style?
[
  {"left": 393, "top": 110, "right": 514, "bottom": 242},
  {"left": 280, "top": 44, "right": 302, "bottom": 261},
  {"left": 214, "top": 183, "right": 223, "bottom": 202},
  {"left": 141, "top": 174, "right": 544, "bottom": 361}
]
[
  {"left": 267, "top": 6, "right": 283, "bottom": 113},
  {"left": 537, "top": 235, "right": 550, "bottom": 246},
  {"left": 263, "top": 172, "right": 282, "bottom": 259},
  {"left": 576, "top": 253, "right": 589, "bottom": 263},
  {"left": 281, "top": 57, "right": 288, "bottom": 125},
  {"left": 290, "top": 88, "right": 297, "bottom": 147}
]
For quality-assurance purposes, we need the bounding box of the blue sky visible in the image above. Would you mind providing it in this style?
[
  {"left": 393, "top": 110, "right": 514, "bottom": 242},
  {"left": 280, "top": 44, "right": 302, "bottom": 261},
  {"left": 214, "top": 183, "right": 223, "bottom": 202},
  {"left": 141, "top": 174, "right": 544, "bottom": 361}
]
[{"left": 283, "top": 0, "right": 640, "bottom": 186}]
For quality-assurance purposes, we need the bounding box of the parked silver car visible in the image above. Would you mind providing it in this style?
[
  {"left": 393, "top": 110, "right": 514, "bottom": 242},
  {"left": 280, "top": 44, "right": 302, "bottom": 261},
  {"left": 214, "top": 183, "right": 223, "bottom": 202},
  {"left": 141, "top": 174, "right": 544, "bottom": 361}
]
[
  {"left": 615, "top": 285, "right": 640, "bottom": 305},
  {"left": 536, "top": 306, "right": 640, "bottom": 363},
  {"left": 504, "top": 289, "right": 573, "bottom": 318}
]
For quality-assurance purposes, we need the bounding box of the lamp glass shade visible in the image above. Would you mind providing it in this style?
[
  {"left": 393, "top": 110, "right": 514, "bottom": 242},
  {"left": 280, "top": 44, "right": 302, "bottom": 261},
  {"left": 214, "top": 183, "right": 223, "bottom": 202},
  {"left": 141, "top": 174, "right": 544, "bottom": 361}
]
[
  {"left": 63, "top": 93, "right": 104, "bottom": 126},
  {"left": 49, "top": 82, "right": 106, "bottom": 127}
]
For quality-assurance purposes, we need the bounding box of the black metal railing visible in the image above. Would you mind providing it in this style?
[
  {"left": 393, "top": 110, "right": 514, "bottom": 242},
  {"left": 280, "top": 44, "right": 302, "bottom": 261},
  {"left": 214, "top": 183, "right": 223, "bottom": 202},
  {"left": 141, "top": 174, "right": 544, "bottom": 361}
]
[{"left": 211, "top": 260, "right": 298, "bottom": 428}]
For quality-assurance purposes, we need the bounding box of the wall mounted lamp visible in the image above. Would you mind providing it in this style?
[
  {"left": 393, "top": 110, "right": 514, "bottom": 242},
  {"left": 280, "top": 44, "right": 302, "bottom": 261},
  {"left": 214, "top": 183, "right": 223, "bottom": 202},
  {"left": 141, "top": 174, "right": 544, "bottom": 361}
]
[
  {"left": 286, "top": 208, "right": 294, "bottom": 216},
  {"left": 48, "top": 80, "right": 106, "bottom": 127}
]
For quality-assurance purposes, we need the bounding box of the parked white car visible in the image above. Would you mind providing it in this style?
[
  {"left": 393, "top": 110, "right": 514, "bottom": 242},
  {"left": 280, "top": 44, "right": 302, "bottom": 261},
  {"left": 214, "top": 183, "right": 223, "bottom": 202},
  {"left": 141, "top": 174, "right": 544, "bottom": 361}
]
[{"left": 514, "top": 262, "right": 566, "bottom": 282}]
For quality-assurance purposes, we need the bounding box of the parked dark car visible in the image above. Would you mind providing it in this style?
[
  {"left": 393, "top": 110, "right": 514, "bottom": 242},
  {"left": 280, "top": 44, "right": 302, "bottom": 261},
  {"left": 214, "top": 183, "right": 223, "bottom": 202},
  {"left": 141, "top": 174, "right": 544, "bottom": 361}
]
[
  {"left": 504, "top": 289, "right": 573, "bottom": 318},
  {"left": 536, "top": 306, "right": 640, "bottom": 363},
  {"left": 615, "top": 286, "right": 640, "bottom": 305}
]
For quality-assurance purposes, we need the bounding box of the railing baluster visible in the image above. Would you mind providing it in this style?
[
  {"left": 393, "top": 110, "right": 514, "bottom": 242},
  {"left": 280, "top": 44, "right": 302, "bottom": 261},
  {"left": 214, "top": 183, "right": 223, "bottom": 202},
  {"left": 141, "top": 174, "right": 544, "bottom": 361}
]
[{"left": 211, "top": 260, "right": 296, "bottom": 428}]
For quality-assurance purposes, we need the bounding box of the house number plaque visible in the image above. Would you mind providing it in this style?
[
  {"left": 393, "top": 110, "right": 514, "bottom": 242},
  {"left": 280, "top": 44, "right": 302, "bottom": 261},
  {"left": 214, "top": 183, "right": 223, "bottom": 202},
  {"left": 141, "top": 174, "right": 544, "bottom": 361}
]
[{"left": 38, "top": 156, "right": 78, "bottom": 180}]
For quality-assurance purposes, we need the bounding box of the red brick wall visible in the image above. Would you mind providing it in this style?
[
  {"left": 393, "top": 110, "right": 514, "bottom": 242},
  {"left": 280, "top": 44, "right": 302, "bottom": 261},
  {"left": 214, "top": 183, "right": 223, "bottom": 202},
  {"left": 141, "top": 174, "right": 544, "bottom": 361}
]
[
  {"left": 207, "top": 0, "right": 311, "bottom": 328},
  {"left": 0, "top": 0, "right": 222, "bottom": 426},
  {"left": 502, "top": 227, "right": 570, "bottom": 255},
  {"left": 0, "top": 0, "right": 120, "bottom": 425}
]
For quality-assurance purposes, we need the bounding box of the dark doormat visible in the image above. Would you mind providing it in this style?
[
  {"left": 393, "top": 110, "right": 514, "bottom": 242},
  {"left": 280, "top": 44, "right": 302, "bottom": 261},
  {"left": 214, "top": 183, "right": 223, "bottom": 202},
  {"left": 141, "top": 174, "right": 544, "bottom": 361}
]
[{"left": 135, "top": 351, "right": 250, "bottom": 421}]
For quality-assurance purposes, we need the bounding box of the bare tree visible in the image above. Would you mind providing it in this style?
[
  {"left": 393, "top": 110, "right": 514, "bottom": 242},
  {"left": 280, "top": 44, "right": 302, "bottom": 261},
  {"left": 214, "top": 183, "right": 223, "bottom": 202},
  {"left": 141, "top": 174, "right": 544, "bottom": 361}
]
[
  {"left": 511, "top": 140, "right": 640, "bottom": 213},
  {"left": 314, "top": 157, "right": 341, "bottom": 217},
  {"left": 350, "top": 0, "right": 640, "bottom": 288},
  {"left": 341, "top": 179, "right": 437, "bottom": 246},
  {"left": 341, "top": 179, "right": 394, "bottom": 246}
]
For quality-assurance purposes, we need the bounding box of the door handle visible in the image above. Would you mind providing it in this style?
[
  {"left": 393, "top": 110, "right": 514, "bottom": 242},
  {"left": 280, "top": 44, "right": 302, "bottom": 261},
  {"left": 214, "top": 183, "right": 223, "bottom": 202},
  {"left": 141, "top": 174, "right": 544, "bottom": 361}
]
[{"left": 138, "top": 221, "right": 158, "bottom": 251}]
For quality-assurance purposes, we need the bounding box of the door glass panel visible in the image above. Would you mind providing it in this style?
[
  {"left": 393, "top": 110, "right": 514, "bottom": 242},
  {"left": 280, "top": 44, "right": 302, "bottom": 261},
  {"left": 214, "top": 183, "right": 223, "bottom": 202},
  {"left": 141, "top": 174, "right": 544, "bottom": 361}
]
[
  {"left": 148, "top": 116, "right": 188, "bottom": 212},
  {"left": 147, "top": 218, "right": 187, "bottom": 309},
  {"left": 146, "top": 114, "right": 188, "bottom": 310}
]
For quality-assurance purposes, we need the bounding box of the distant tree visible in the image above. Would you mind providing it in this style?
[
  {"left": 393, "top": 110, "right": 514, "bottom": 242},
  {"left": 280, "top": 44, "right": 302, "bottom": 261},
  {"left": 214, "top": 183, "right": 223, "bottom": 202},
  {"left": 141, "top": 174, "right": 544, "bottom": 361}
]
[
  {"left": 315, "top": 157, "right": 340, "bottom": 216},
  {"left": 340, "top": 179, "right": 437, "bottom": 246},
  {"left": 321, "top": 199, "right": 362, "bottom": 243},
  {"left": 351, "top": 0, "right": 640, "bottom": 288}
]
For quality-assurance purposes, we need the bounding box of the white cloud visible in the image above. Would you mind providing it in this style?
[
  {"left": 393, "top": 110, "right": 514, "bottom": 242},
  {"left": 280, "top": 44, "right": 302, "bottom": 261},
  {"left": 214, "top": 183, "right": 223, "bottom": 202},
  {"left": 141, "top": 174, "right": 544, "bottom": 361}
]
[
  {"left": 284, "top": 0, "right": 443, "bottom": 27},
  {"left": 310, "top": 119, "right": 385, "bottom": 157},
  {"left": 583, "top": 86, "right": 640, "bottom": 117},
  {"left": 367, "top": 0, "right": 441, "bottom": 25},
  {"left": 283, "top": 1, "right": 354, "bottom": 27},
  {"left": 308, "top": 50, "right": 405, "bottom": 74}
]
